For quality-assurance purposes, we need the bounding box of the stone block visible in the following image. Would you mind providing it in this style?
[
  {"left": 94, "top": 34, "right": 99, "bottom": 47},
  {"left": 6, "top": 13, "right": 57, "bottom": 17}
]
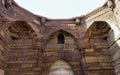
[
  {"left": 0, "top": 69, "right": 4, "bottom": 75},
  {"left": 85, "top": 49, "right": 94, "bottom": 52},
  {"left": 21, "top": 64, "right": 33, "bottom": 68}
]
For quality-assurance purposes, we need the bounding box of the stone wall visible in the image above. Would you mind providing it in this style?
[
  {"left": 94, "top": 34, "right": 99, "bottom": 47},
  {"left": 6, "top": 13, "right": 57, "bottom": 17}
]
[
  {"left": 108, "top": 29, "right": 120, "bottom": 75},
  {"left": 0, "top": 69, "right": 4, "bottom": 75},
  {"left": 0, "top": 40, "right": 7, "bottom": 75},
  {"left": 42, "top": 30, "right": 81, "bottom": 75},
  {"left": 114, "top": 0, "right": 120, "bottom": 27},
  {"left": 0, "top": 0, "right": 120, "bottom": 75},
  {"left": 114, "top": 4, "right": 120, "bottom": 72},
  {"left": 84, "top": 37, "right": 115, "bottom": 75},
  {"left": 82, "top": 22, "right": 116, "bottom": 75},
  {"left": 7, "top": 39, "right": 40, "bottom": 75}
]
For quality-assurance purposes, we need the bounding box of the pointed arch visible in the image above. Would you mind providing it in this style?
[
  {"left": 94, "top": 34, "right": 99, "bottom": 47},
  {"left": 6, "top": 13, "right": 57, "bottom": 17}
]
[
  {"left": 7, "top": 20, "right": 36, "bottom": 39},
  {"left": 83, "top": 21, "right": 115, "bottom": 48},
  {"left": 85, "top": 21, "right": 120, "bottom": 39},
  {"left": 85, "top": 21, "right": 110, "bottom": 38},
  {"left": 44, "top": 29, "right": 78, "bottom": 44},
  {"left": 83, "top": 21, "right": 116, "bottom": 75},
  {"left": 49, "top": 59, "right": 74, "bottom": 75},
  {"left": 43, "top": 29, "right": 79, "bottom": 51},
  {"left": 45, "top": 29, "right": 78, "bottom": 41}
]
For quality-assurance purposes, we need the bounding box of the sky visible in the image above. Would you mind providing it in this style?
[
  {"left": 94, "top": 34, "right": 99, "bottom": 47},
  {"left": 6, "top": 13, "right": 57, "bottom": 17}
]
[{"left": 14, "top": 0, "right": 106, "bottom": 19}]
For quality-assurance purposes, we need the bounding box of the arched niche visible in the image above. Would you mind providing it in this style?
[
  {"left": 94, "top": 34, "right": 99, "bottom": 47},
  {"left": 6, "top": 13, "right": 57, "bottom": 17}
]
[
  {"left": 84, "top": 21, "right": 116, "bottom": 75},
  {"left": 7, "top": 20, "right": 36, "bottom": 40},
  {"left": 86, "top": 21, "right": 120, "bottom": 40},
  {"left": 44, "top": 30, "right": 78, "bottom": 51},
  {"left": 84, "top": 21, "right": 117, "bottom": 48},
  {"left": 49, "top": 60, "right": 74, "bottom": 75},
  {"left": 85, "top": 21, "right": 111, "bottom": 38}
]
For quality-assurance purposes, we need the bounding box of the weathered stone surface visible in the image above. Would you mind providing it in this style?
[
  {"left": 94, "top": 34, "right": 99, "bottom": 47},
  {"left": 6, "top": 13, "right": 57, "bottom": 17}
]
[
  {"left": 0, "top": 69, "right": 4, "bottom": 75},
  {"left": 0, "top": 0, "right": 120, "bottom": 75}
]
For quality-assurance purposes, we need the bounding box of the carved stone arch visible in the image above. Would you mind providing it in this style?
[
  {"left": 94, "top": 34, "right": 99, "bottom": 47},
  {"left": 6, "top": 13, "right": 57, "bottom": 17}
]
[
  {"left": 43, "top": 29, "right": 79, "bottom": 52},
  {"left": 49, "top": 59, "right": 74, "bottom": 75},
  {"left": 45, "top": 29, "right": 78, "bottom": 41},
  {"left": 85, "top": 20, "right": 120, "bottom": 39},
  {"left": 83, "top": 21, "right": 116, "bottom": 75},
  {"left": 85, "top": 21, "right": 110, "bottom": 38},
  {"left": 105, "top": 21, "right": 120, "bottom": 40},
  {"left": 7, "top": 20, "right": 36, "bottom": 40},
  {"left": 44, "top": 29, "right": 78, "bottom": 45}
]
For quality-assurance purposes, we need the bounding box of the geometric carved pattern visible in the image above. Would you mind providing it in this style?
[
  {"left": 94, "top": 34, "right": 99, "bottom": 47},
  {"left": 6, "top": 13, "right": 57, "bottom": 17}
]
[{"left": 8, "top": 21, "right": 35, "bottom": 39}]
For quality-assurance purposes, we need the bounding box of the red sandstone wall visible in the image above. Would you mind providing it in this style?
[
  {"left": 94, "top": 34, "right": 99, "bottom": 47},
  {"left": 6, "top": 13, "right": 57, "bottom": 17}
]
[{"left": 0, "top": 1, "right": 119, "bottom": 75}]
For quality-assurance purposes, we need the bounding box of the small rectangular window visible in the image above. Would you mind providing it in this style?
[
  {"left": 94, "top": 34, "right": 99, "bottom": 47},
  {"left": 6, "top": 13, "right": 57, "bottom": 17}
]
[{"left": 58, "top": 34, "right": 65, "bottom": 44}]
